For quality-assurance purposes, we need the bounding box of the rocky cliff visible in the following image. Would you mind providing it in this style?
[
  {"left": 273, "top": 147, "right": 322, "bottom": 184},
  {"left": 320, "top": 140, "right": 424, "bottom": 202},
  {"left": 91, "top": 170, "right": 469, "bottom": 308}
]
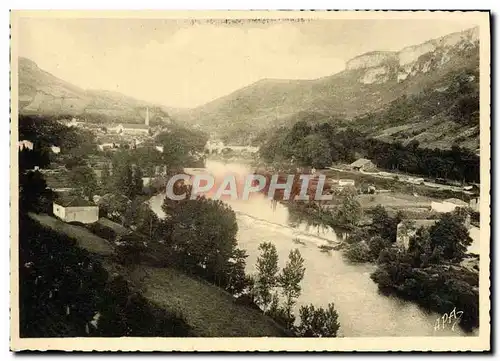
[{"left": 344, "top": 27, "right": 479, "bottom": 85}]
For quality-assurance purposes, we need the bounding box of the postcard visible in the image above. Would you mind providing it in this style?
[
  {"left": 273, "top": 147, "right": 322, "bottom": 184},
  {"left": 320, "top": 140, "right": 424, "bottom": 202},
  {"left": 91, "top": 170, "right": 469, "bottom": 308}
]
[{"left": 10, "top": 10, "right": 490, "bottom": 352}]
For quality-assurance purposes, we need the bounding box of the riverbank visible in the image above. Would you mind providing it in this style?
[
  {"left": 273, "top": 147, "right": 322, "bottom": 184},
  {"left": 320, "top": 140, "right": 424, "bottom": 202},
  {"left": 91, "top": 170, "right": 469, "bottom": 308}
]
[
  {"left": 257, "top": 180, "right": 480, "bottom": 334},
  {"left": 151, "top": 159, "right": 471, "bottom": 337}
]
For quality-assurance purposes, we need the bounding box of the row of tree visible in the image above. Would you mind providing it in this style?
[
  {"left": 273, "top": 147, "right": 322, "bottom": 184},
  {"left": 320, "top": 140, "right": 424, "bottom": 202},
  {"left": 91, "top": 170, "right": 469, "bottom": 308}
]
[
  {"left": 260, "top": 120, "right": 480, "bottom": 183},
  {"left": 336, "top": 204, "right": 478, "bottom": 332},
  {"left": 19, "top": 211, "right": 192, "bottom": 337},
  {"left": 250, "top": 242, "right": 340, "bottom": 337}
]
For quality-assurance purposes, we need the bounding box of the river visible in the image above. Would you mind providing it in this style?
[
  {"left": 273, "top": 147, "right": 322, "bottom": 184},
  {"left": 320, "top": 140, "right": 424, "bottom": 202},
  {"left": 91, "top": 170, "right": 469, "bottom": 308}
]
[{"left": 149, "top": 159, "right": 470, "bottom": 337}]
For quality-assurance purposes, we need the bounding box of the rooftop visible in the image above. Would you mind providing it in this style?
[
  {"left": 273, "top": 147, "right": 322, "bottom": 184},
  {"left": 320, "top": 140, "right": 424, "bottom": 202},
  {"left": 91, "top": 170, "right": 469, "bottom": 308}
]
[
  {"left": 444, "top": 198, "right": 469, "bottom": 206},
  {"left": 123, "top": 124, "right": 149, "bottom": 130},
  {"left": 350, "top": 158, "right": 373, "bottom": 167},
  {"left": 54, "top": 194, "right": 96, "bottom": 208}
]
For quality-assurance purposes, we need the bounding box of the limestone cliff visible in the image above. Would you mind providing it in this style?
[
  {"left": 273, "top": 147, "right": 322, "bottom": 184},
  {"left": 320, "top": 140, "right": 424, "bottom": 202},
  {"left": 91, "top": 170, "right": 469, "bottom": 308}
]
[{"left": 345, "top": 27, "right": 479, "bottom": 85}]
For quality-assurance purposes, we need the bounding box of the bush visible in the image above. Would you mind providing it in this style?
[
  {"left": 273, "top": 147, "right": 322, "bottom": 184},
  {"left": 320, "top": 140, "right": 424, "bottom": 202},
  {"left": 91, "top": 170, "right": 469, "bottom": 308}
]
[
  {"left": 344, "top": 241, "right": 372, "bottom": 263},
  {"left": 297, "top": 303, "right": 340, "bottom": 337},
  {"left": 115, "top": 234, "right": 148, "bottom": 266},
  {"left": 371, "top": 263, "right": 479, "bottom": 332}
]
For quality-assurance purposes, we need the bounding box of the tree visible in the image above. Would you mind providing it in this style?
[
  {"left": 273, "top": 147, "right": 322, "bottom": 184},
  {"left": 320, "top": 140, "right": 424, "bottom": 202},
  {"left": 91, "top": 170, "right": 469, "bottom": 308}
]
[
  {"left": 97, "top": 193, "right": 131, "bottom": 225},
  {"left": 224, "top": 248, "right": 250, "bottom": 295},
  {"left": 278, "top": 249, "right": 306, "bottom": 325},
  {"left": 335, "top": 189, "right": 362, "bottom": 227},
  {"left": 19, "top": 147, "right": 50, "bottom": 172},
  {"left": 371, "top": 205, "right": 401, "bottom": 242},
  {"left": 115, "top": 233, "right": 148, "bottom": 266},
  {"left": 255, "top": 242, "right": 279, "bottom": 311},
  {"left": 155, "top": 125, "right": 208, "bottom": 168},
  {"left": 114, "top": 162, "right": 134, "bottom": 199},
  {"left": 125, "top": 200, "right": 161, "bottom": 240},
  {"left": 131, "top": 166, "right": 144, "bottom": 197},
  {"left": 164, "top": 196, "right": 242, "bottom": 291},
  {"left": 267, "top": 292, "right": 295, "bottom": 328},
  {"left": 69, "top": 165, "right": 98, "bottom": 200},
  {"left": 19, "top": 171, "right": 54, "bottom": 213},
  {"left": 297, "top": 303, "right": 340, "bottom": 337},
  {"left": 100, "top": 163, "right": 112, "bottom": 195},
  {"left": 368, "top": 236, "right": 391, "bottom": 261},
  {"left": 19, "top": 214, "right": 190, "bottom": 337},
  {"left": 296, "top": 134, "right": 333, "bottom": 169},
  {"left": 428, "top": 212, "right": 473, "bottom": 262},
  {"left": 344, "top": 241, "right": 372, "bottom": 263},
  {"left": 407, "top": 228, "right": 438, "bottom": 267}
]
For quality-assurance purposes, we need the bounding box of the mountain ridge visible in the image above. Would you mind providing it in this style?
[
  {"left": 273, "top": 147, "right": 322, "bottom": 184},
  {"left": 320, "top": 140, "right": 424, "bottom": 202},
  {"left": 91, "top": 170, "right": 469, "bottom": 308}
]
[
  {"left": 17, "top": 56, "right": 173, "bottom": 124},
  {"left": 173, "top": 26, "right": 479, "bottom": 147},
  {"left": 17, "top": 26, "right": 480, "bottom": 150}
]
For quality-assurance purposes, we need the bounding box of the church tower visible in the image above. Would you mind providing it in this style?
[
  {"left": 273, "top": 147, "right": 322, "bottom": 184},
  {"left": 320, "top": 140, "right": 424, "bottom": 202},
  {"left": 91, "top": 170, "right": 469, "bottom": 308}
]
[{"left": 145, "top": 107, "right": 150, "bottom": 126}]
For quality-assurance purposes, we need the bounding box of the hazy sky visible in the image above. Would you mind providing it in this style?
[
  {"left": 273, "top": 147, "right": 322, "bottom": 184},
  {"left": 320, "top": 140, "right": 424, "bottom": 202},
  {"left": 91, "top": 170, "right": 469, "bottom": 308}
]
[{"left": 17, "top": 17, "right": 478, "bottom": 108}]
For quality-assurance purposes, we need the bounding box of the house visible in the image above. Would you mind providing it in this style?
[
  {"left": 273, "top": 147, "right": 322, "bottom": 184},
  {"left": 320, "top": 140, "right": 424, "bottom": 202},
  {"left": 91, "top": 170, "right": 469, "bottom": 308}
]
[
  {"left": 350, "top": 158, "right": 376, "bottom": 172},
  {"left": 18, "top": 140, "right": 34, "bottom": 151},
  {"left": 396, "top": 219, "right": 438, "bottom": 250},
  {"left": 463, "top": 184, "right": 480, "bottom": 195},
  {"left": 108, "top": 123, "right": 150, "bottom": 135},
  {"left": 338, "top": 179, "right": 355, "bottom": 187},
  {"left": 97, "top": 143, "right": 118, "bottom": 151},
  {"left": 122, "top": 123, "right": 150, "bottom": 135},
  {"left": 205, "top": 140, "right": 225, "bottom": 154},
  {"left": 431, "top": 198, "right": 469, "bottom": 213},
  {"left": 407, "top": 177, "right": 425, "bottom": 185},
  {"left": 108, "top": 107, "right": 151, "bottom": 136},
  {"left": 155, "top": 145, "right": 164, "bottom": 153},
  {"left": 50, "top": 146, "right": 61, "bottom": 154},
  {"left": 53, "top": 195, "right": 99, "bottom": 224}
]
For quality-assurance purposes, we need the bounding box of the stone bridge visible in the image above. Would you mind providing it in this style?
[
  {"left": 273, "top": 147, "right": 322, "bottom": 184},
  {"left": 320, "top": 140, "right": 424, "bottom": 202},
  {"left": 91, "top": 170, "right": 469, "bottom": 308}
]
[{"left": 205, "top": 141, "right": 259, "bottom": 155}]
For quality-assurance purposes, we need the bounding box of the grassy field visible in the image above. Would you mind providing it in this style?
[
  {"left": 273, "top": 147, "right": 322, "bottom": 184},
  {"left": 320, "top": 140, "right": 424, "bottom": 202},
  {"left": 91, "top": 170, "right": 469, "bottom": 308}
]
[
  {"left": 128, "top": 266, "right": 289, "bottom": 337},
  {"left": 28, "top": 213, "right": 114, "bottom": 256},
  {"left": 356, "top": 193, "right": 433, "bottom": 209}
]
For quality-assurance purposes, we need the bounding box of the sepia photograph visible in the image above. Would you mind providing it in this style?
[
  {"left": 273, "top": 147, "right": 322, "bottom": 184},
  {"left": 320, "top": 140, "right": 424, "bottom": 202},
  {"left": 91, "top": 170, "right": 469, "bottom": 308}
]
[{"left": 9, "top": 10, "right": 490, "bottom": 352}]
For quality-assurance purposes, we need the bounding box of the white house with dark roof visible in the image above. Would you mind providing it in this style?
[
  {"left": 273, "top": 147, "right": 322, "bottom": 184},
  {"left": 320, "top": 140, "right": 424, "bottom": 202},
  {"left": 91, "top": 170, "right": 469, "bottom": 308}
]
[
  {"left": 18, "top": 140, "right": 34, "bottom": 151},
  {"left": 53, "top": 195, "right": 99, "bottom": 224}
]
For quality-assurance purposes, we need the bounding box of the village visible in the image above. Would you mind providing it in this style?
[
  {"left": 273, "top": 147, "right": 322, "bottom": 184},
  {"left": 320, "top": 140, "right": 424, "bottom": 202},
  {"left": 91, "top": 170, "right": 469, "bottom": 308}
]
[{"left": 18, "top": 107, "right": 481, "bottom": 258}]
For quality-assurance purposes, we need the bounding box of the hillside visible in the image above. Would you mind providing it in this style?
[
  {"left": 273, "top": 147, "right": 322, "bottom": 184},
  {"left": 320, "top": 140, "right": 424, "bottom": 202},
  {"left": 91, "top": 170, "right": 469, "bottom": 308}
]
[
  {"left": 176, "top": 27, "right": 480, "bottom": 148},
  {"left": 18, "top": 57, "right": 172, "bottom": 124},
  {"left": 29, "top": 213, "right": 289, "bottom": 337}
]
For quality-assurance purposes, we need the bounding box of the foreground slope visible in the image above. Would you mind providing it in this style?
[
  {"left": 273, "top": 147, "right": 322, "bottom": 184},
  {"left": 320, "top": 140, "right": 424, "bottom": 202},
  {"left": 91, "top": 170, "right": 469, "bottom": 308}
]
[{"left": 28, "top": 213, "right": 288, "bottom": 337}]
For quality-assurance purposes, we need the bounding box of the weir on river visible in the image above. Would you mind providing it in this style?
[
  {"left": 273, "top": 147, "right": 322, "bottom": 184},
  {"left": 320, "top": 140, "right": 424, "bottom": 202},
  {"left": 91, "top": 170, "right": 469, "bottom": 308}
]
[{"left": 149, "top": 159, "right": 471, "bottom": 337}]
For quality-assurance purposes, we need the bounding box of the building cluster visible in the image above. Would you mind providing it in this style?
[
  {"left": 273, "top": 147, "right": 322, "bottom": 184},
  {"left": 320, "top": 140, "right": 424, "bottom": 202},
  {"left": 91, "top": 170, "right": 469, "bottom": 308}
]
[{"left": 396, "top": 197, "right": 479, "bottom": 251}]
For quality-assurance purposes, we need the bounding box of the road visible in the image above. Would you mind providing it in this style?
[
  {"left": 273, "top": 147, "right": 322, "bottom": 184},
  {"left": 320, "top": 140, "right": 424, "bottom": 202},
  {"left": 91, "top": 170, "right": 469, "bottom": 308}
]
[{"left": 326, "top": 166, "right": 473, "bottom": 195}]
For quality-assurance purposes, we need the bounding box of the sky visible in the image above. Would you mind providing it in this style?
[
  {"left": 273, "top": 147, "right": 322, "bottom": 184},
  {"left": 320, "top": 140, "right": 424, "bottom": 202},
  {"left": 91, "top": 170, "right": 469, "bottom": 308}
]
[{"left": 16, "top": 17, "right": 479, "bottom": 109}]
